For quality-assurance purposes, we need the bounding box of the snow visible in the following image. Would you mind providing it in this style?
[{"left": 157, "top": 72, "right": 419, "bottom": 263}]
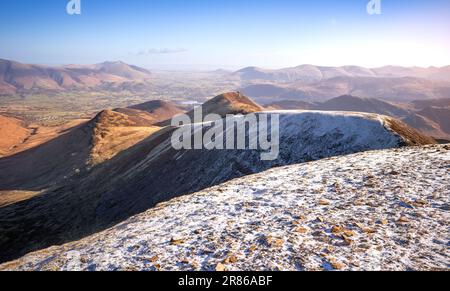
[{"left": 2, "top": 144, "right": 448, "bottom": 271}]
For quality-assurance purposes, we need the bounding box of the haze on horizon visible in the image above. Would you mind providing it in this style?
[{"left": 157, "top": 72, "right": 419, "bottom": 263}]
[{"left": 0, "top": 0, "right": 449, "bottom": 70}]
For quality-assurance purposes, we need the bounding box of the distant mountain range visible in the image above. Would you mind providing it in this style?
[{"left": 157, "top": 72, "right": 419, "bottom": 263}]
[
  {"left": 240, "top": 77, "right": 450, "bottom": 103},
  {"left": 234, "top": 65, "right": 450, "bottom": 83},
  {"left": 234, "top": 64, "right": 450, "bottom": 103},
  {"left": 0, "top": 59, "right": 152, "bottom": 95},
  {"left": 2, "top": 59, "right": 450, "bottom": 104},
  {"left": 267, "top": 95, "right": 450, "bottom": 140}
]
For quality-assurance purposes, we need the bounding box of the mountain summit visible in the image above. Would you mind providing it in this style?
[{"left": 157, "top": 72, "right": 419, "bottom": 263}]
[{"left": 0, "top": 59, "right": 152, "bottom": 94}]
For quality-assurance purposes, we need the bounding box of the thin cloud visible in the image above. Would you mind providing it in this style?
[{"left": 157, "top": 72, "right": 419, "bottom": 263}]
[{"left": 135, "top": 48, "right": 188, "bottom": 55}]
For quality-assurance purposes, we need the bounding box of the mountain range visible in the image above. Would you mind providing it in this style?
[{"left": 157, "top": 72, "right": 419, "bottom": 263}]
[
  {"left": 267, "top": 95, "right": 450, "bottom": 140},
  {"left": 0, "top": 59, "right": 152, "bottom": 95},
  {"left": 0, "top": 92, "right": 435, "bottom": 263},
  {"left": 2, "top": 59, "right": 450, "bottom": 105},
  {"left": 234, "top": 65, "right": 450, "bottom": 83},
  {"left": 240, "top": 76, "right": 450, "bottom": 103}
]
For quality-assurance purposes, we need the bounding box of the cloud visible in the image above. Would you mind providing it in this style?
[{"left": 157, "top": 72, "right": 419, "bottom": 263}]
[{"left": 134, "top": 48, "right": 188, "bottom": 55}]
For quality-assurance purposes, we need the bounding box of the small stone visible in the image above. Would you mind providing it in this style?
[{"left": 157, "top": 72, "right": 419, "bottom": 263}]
[
  {"left": 359, "top": 244, "right": 371, "bottom": 250},
  {"left": 180, "top": 258, "right": 190, "bottom": 264},
  {"left": 319, "top": 199, "right": 331, "bottom": 206},
  {"left": 397, "top": 217, "right": 410, "bottom": 224},
  {"left": 343, "top": 229, "right": 355, "bottom": 237},
  {"left": 379, "top": 219, "right": 389, "bottom": 225},
  {"left": 363, "top": 227, "right": 376, "bottom": 234},
  {"left": 216, "top": 263, "right": 227, "bottom": 272},
  {"left": 295, "top": 227, "right": 308, "bottom": 234},
  {"left": 153, "top": 264, "right": 161, "bottom": 270},
  {"left": 329, "top": 258, "right": 345, "bottom": 270},
  {"left": 342, "top": 235, "right": 353, "bottom": 246},
  {"left": 416, "top": 199, "right": 426, "bottom": 204},
  {"left": 271, "top": 238, "right": 284, "bottom": 248},
  {"left": 331, "top": 226, "right": 343, "bottom": 234},
  {"left": 149, "top": 255, "right": 159, "bottom": 262},
  {"left": 170, "top": 237, "right": 185, "bottom": 245},
  {"left": 225, "top": 255, "right": 238, "bottom": 264}
]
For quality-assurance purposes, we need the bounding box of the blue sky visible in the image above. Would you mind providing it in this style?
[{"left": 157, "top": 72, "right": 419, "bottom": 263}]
[{"left": 0, "top": 0, "right": 449, "bottom": 69}]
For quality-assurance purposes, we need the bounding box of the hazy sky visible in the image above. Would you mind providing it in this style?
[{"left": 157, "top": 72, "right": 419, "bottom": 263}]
[{"left": 1, "top": 0, "right": 449, "bottom": 70}]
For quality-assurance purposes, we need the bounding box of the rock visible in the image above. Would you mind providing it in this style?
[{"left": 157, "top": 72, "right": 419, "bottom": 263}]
[
  {"left": 397, "top": 217, "right": 410, "bottom": 224},
  {"left": 379, "top": 219, "right": 389, "bottom": 225},
  {"left": 224, "top": 254, "right": 238, "bottom": 264},
  {"left": 215, "top": 263, "right": 227, "bottom": 272},
  {"left": 149, "top": 255, "right": 159, "bottom": 262},
  {"left": 272, "top": 238, "right": 284, "bottom": 248},
  {"left": 362, "top": 227, "right": 376, "bottom": 234},
  {"left": 248, "top": 245, "right": 257, "bottom": 252},
  {"left": 295, "top": 227, "right": 308, "bottom": 234},
  {"left": 170, "top": 237, "right": 185, "bottom": 245},
  {"left": 342, "top": 235, "right": 353, "bottom": 246},
  {"left": 328, "top": 258, "right": 345, "bottom": 270},
  {"left": 319, "top": 199, "right": 331, "bottom": 206},
  {"left": 331, "top": 226, "right": 343, "bottom": 234},
  {"left": 343, "top": 229, "right": 355, "bottom": 237},
  {"left": 414, "top": 199, "right": 428, "bottom": 206}
]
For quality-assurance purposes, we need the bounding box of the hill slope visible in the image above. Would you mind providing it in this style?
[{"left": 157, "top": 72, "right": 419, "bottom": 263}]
[
  {"left": 0, "top": 115, "right": 30, "bottom": 157},
  {"left": 2, "top": 144, "right": 448, "bottom": 271}
]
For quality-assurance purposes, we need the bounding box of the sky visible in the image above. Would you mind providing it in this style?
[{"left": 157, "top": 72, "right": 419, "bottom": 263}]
[{"left": 0, "top": 0, "right": 449, "bottom": 70}]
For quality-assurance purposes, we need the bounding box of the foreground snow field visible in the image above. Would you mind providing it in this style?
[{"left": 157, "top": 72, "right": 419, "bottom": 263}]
[{"left": 1, "top": 145, "right": 449, "bottom": 271}]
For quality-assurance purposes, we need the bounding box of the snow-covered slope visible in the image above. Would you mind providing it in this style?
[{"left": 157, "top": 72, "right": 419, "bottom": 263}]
[{"left": 2, "top": 145, "right": 448, "bottom": 271}]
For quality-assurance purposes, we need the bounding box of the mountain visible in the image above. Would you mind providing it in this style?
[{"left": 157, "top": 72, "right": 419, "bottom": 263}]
[
  {"left": 0, "top": 59, "right": 152, "bottom": 94},
  {"left": 241, "top": 76, "right": 450, "bottom": 103},
  {"left": 120, "top": 100, "right": 185, "bottom": 123},
  {"left": 2, "top": 144, "right": 448, "bottom": 271},
  {"left": 263, "top": 95, "right": 450, "bottom": 140},
  {"left": 188, "top": 92, "right": 263, "bottom": 117},
  {"left": 0, "top": 98, "right": 435, "bottom": 263},
  {"left": 93, "top": 61, "right": 151, "bottom": 80},
  {"left": 234, "top": 65, "right": 450, "bottom": 83},
  {"left": 0, "top": 100, "right": 182, "bottom": 191},
  {"left": 87, "top": 110, "right": 162, "bottom": 166},
  {"left": 0, "top": 115, "right": 30, "bottom": 157}
]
